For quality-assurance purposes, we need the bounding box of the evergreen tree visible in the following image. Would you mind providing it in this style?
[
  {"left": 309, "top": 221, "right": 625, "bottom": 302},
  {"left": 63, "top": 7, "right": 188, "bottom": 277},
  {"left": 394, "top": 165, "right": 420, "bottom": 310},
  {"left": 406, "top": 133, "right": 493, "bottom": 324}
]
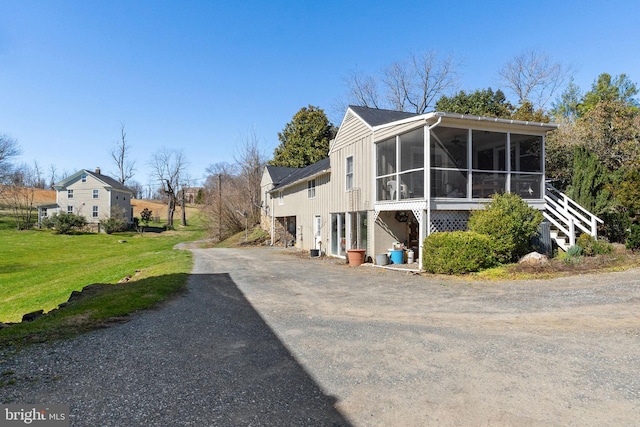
[
  {"left": 567, "top": 147, "right": 612, "bottom": 216},
  {"left": 579, "top": 73, "right": 639, "bottom": 116},
  {"left": 270, "top": 106, "right": 336, "bottom": 168},
  {"left": 435, "top": 88, "right": 513, "bottom": 118}
]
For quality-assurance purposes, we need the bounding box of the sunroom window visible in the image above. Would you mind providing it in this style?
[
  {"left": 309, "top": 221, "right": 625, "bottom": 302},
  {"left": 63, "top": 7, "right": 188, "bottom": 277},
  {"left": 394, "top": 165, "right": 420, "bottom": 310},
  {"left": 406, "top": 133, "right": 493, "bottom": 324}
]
[
  {"left": 471, "top": 130, "right": 507, "bottom": 198},
  {"left": 430, "top": 126, "right": 544, "bottom": 200},
  {"left": 430, "top": 126, "right": 468, "bottom": 198},
  {"left": 510, "top": 134, "right": 543, "bottom": 199},
  {"left": 376, "top": 127, "right": 424, "bottom": 201}
]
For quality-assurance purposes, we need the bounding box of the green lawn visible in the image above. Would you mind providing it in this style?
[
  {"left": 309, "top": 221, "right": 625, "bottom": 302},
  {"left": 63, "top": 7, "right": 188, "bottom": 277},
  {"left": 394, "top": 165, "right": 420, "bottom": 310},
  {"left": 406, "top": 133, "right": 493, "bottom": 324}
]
[{"left": 0, "top": 212, "right": 206, "bottom": 324}]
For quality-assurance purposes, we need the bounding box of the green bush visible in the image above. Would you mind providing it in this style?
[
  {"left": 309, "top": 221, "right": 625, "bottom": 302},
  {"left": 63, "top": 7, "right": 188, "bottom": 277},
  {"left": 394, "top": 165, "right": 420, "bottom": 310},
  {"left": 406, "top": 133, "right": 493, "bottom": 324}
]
[
  {"left": 626, "top": 224, "right": 640, "bottom": 251},
  {"left": 99, "top": 207, "right": 130, "bottom": 234},
  {"left": 564, "top": 244, "right": 583, "bottom": 264},
  {"left": 576, "top": 233, "right": 612, "bottom": 256},
  {"left": 43, "top": 212, "right": 87, "bottom": 234},
  {"left": 468, "top": 193, "right": 543, "bottom": 263},
  {"left": 140, "top": 208, "right": 153, "bottom": 226},
  {"left": 100, "top": 217, "right": 128, "bottom": 234},
  {"left": 423, "top": 231, "right": 497, "bottom": 274},
  {"left": 566, "top": 244, "right": 583, "bottom": 257}
]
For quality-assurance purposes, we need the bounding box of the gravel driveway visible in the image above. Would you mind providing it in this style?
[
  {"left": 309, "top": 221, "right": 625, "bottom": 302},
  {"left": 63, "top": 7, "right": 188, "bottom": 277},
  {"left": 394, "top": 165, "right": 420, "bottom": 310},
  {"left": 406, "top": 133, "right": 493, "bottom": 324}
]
[{"left": 2, "top": 245, "right": 639, "bottom": 426}]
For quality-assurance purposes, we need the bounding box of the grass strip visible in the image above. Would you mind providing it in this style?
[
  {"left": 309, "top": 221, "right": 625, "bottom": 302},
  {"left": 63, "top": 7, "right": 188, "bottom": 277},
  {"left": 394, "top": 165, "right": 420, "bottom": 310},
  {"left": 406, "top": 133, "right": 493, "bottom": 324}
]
[{"left": 0, "top": 212, "right": 206, "bottom": 351}]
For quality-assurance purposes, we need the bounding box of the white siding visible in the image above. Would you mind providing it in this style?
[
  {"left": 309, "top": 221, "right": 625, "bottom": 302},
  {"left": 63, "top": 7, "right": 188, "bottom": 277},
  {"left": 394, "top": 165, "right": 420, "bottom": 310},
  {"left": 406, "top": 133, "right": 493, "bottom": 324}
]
[
  {"left": 55, "top": 170, "right": 133, "bottom": 225},
  {"left": 271, "top": 173, "right": 331, "bottom": 251},
  {"left": 65, "top": 175, "right": 112, "bottom": 223}
]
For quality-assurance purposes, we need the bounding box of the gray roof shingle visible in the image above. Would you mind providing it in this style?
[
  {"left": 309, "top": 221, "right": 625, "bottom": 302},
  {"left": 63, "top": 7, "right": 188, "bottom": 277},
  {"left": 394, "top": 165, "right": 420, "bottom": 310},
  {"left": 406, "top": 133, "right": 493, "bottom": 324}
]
[
  {"left": 349, "top": 105, "right": 418, "bottom": 127},
  {"left": 84, "top": 170, "right": 133, "bottom": 193},
  {"left": 271, "top": 158, "right": 330, "bottom": 190}
]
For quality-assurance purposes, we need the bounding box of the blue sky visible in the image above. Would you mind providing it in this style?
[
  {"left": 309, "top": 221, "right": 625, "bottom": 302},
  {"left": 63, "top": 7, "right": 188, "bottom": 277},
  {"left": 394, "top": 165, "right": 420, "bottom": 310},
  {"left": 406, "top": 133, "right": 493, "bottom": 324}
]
[{"left": 1, "top": 0, "right": 639, "bottom": 188}]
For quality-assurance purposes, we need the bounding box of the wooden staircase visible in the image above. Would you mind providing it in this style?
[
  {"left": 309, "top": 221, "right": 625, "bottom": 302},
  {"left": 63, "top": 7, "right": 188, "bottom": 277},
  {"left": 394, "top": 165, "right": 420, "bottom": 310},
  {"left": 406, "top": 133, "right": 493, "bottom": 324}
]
[{"left": 543, "top": 183, "right": 603, "bottom": 251}]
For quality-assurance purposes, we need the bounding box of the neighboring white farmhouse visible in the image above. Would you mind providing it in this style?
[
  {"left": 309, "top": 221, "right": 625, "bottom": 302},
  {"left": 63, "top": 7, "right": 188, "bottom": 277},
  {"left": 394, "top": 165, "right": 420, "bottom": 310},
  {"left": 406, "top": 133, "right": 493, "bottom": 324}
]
[
  {"left": 262, "top": 106, "right": 601, "bottom": 264},
  {"left": 41, "top": 168, "right": 134, "bottom": 227}
]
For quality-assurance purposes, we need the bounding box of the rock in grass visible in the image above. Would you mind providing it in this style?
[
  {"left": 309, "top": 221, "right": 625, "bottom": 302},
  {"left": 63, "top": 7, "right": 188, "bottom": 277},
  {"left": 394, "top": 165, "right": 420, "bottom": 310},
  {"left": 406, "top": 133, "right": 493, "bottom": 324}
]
[
  {"left": 519, "top": 252, "right": 549, "bottom": 265},
  {"left": 22, "top": 310, "right": 44, "bottom": 322}
]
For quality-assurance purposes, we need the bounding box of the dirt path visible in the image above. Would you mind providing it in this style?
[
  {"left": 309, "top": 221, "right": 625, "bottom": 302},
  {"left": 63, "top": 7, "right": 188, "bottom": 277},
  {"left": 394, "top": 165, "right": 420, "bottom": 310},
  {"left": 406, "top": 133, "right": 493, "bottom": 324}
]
[{"left": 2, "top": 246, "right": 639, "bottom": 426}]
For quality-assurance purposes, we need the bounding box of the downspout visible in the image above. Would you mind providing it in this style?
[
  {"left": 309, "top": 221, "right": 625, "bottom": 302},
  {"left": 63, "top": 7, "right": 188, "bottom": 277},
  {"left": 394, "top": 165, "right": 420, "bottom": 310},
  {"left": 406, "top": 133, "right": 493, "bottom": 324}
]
[{"left": 270, "top": 191, "right": 275, "bottom": 246}]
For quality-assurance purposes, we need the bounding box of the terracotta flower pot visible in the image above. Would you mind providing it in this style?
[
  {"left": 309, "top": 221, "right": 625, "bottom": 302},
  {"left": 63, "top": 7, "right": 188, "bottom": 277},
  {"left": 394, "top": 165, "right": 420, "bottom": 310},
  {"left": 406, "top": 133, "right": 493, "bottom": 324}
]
[{"left": 346, "top": 249, "right": 366, "bottom": 266}]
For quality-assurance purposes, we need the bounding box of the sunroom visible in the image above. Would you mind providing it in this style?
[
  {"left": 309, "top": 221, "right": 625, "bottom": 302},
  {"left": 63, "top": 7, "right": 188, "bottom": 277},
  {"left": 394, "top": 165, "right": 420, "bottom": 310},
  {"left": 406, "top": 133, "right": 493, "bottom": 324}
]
[{"left": 372, "top": 112, "right": 556, "bottom": 263}]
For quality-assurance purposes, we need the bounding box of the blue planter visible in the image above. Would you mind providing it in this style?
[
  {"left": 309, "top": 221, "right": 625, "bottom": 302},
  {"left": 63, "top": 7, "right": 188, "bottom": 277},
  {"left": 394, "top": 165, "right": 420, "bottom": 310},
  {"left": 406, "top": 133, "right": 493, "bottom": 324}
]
[{"left": 389, "top": 250, "right": 404, "bottom": 264}]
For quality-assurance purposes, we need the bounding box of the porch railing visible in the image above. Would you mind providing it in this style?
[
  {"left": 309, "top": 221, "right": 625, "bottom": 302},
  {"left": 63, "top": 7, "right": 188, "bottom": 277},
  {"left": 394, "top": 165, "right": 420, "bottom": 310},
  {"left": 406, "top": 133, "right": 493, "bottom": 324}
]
[{"left": 543, "top": 183, "right": 603, "bottom": 250}]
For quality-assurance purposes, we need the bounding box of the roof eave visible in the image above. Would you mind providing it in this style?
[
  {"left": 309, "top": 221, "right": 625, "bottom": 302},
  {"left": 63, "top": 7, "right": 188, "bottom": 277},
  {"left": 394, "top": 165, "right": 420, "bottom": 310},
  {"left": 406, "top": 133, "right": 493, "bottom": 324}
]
[
  {"left": 371, "top": 112, "right": 438, "bottom": 131},
  {"left": 434, "top": 111, "right": 559, "bottom": 130}
]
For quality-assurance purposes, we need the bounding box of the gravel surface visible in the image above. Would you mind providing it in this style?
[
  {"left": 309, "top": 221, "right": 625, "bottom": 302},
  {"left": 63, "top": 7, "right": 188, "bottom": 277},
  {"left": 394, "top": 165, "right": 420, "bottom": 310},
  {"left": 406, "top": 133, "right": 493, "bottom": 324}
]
[{"left": 2, "top": 245, "right": 640, "bottom": 426}]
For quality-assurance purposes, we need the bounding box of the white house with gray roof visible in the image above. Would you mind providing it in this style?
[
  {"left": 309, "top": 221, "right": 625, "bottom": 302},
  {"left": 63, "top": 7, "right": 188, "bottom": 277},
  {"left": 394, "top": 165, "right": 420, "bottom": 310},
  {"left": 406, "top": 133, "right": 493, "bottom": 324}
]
[
  {"left": 262, "top": 106, "right": 601, "bottom": 265},
  {"left": 41, "top": 168, "right": 134, "bottom": 227}
]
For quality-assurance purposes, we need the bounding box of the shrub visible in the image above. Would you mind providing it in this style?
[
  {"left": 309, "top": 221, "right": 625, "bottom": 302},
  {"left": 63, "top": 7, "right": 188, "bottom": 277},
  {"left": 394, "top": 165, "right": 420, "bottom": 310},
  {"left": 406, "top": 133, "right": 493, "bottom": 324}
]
[
  {"left": 423, "top": 231, "right": 496, "bottom": 274},
  {"left": 100, "top": 217, "right": 128, "bottom": 234},
  {"left": 140, "top": 208, "right": 153, "bottom": 226},
  {"left": 626, "top": 224, "right": 640, "bottom": 251},
  {"left": 564, "top": 244, "right": 583, "bottom": 264},
  {"left": 566, "top": 244, "right": 583, "bottom": 258},
  {"left": 576, "top": 233, "right": 612, "bottom": 256},
  {"left": 468, "top": 193, "right": 543, "bottom": 263},
  {"left": 44, "top": 212, "right": 87, "bottom": 234},
  {"left": 99, "top": 207, "right": 129, "bottom": 234}
]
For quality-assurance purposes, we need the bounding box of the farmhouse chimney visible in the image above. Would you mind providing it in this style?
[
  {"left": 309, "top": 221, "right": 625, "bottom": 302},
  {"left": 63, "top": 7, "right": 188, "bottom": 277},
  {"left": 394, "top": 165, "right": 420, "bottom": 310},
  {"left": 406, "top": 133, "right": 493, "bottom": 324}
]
[{"left": 95, "top": 167, "right": 101, "bottom": 174}]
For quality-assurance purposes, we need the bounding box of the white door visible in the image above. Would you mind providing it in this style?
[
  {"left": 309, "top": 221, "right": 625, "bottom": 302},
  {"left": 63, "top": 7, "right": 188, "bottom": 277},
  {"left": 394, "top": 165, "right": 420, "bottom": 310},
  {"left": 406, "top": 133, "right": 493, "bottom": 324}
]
[{"left": 313, "top": 215, "right": 321, "bottom": 250}]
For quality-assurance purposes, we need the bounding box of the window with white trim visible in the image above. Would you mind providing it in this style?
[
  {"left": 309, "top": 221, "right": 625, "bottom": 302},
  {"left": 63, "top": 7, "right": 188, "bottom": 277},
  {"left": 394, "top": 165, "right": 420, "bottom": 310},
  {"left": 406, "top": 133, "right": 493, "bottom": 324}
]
[
  {"left": 67, "top": 205, "right": 73, "bottom": 213},
  {"left": 93, "top": 189, "right": 99, "bottom": 199},
  {"left": 278, "top": 191, "right": 283, "bottom": 205},
  {"left": 92, "top": 206, "right": 99, "bottom": 218},
  {"left": 307, "top": 179, "right": 316, "bottom": 198},
  {"left": 81, "top": 174, "right": 87, "bottom": 183},
  {"left": 67, "top": 189, "right": 73, "bottom": 198},
  {"left": 345, "top": 156, "right": 354, "bottom": 190}
]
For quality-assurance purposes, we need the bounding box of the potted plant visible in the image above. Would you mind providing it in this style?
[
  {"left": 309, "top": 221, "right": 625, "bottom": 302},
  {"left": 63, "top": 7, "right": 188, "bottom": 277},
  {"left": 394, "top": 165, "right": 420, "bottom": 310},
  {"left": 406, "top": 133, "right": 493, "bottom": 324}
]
[{"left": 346, "top": 241, "right": 366, "bottom": 266}]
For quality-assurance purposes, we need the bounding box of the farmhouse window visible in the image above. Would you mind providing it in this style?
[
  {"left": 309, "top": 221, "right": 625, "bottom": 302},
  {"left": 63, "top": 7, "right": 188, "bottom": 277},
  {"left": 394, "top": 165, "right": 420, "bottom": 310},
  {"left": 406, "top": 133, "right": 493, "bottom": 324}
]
[
  {"left": 346, "top": 156, "right": 354, "bottom": 190},
  {"left": 307, "top": 179, "right": 316, "bottom": 199}
]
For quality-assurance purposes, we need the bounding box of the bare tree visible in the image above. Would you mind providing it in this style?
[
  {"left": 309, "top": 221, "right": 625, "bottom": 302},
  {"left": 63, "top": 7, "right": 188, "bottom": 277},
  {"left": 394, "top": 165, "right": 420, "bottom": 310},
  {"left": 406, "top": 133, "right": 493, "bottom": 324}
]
[
  {"left": 1, "top": 163, "right": 37, "bottom": 229},
  {"left": 0, "top": 134, "right": 20, "bottom": 187},
  {"left": 48, "top": 164, "right": 58, "bottom": 189},
  {"left": 127, "top": 179, "right": 144, "bottom": 199},
  {"left": 235, "top": 128, "right": 268, "bottom": 222},
  {"left": 341, "top": 50, "right": 461, "bottom": 114},
  {"left": 149, "top": 148, "right": 187, "bottom": 229},
  {"left": 202, "top": 129, "right": 267, "bottom": 242},
  {"left": 499, "top": 49, "right": 573, "bottom": 109},
  {"left": 110, "top": 123, "right": 135, "bottom": 184},
  {"left": 32, "top": 160, "right": 46, "bottom": 189},
  {"left": 344, "top": 70, "right": 381, "bottom": 109},
  {"left": 203, "top": 162, "right": 238, "bottom": 241}
]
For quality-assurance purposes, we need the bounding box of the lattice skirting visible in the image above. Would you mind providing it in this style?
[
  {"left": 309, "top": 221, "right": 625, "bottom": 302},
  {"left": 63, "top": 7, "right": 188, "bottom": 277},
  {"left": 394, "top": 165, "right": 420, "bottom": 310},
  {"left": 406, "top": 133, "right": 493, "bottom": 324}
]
[{"left": 430, "top": 211, "right": 470, "bottom": 233}]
